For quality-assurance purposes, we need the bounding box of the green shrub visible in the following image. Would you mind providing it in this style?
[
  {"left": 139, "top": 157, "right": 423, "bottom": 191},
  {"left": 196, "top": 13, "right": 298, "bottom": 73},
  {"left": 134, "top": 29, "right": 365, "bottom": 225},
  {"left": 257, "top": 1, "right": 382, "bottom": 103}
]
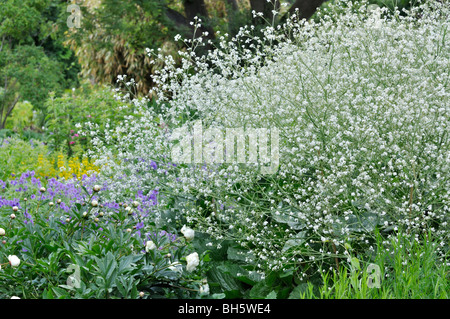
[
  {"left": 0, "top": 137, "right": 50, "bottom": 181},
  {"left": 44, "top": 84, "right": 137, "bottom": 156},
  {"left": 4, "top": 101, "right": 34, "bottom": 131}
]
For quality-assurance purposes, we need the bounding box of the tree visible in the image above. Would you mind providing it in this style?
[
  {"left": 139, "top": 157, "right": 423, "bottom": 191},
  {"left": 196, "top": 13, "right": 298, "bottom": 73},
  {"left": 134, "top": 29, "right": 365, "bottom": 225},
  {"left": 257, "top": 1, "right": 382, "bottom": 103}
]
[
  {"left": 0, "top": 0, "right": 68, "bottom": 130},
  {"left": 281, "top": 0, "right": 327, "bottom": 21},
  {"left": 65, "top": 0, "right": 334, "bottom": 96}
]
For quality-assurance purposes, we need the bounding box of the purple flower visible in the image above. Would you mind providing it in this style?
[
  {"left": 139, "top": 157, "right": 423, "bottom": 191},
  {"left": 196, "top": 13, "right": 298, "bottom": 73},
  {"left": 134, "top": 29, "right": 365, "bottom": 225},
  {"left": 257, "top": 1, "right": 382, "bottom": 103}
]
[{"left": 136, "top": 221, "right": 144, "bottom": 230}]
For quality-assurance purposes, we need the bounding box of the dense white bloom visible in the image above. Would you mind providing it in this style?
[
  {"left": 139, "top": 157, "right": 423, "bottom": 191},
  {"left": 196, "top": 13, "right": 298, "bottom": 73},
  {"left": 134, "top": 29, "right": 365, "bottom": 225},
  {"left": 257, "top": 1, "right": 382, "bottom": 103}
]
[
  {"left": 88, "top": 0, "right": 450, "bottom": 272},
  {"left": 8, "top": 255, "right": 20, "bottom": 267},
  {"left": 186, "top": 252, "right": 200, "bottom": 272},
  {"left": 181, "top": 225, "right": 195, "bottom": 242}
]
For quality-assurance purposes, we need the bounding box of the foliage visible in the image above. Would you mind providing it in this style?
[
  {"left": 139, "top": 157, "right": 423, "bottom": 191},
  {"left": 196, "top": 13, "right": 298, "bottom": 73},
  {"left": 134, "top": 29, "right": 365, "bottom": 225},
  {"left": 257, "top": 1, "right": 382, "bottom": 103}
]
[
  {"left": 65, "top": 0, "right": 183, "bottom": 95},
  {"left": 0, "top": 173, "right": 210, "bottom": 299},
  {"left": 4, "top": 101, "right": 35, "bottom": 132},
  {"left": 290, "top": 230, "right": 449, "bottom": 299},
  {"left": 0, "top": 137, "right": 98, "bottom": 181},
  {"left": 64, "top": 0, "right": 332, "bottom": 96},
  {"left": 90, "top": 0, "right": 450, "bottom": 278},
  {"left": 0, "top": 45, "right": 64, "bottom": 129},
  {"left": 44, "top": 84, "right": 135, "bottom": 156},
  {"left": 187, "top": 229, "right": 449, "bottom": 299},
  {"left": 0, "top": 137, "right": 51, "bottom": 181},
  {"left": 0, "top": 0, "right": 81, "bottom": 129}
]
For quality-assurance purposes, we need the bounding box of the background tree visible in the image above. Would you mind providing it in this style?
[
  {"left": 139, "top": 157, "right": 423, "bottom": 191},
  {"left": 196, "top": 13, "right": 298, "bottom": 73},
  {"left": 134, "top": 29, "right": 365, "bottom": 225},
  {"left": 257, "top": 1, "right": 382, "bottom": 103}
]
[
  {"left": 65, "top": 0, "right": 334, "bottom": 96},
  {"left": 0, "top": 0, "right": 79, "bottom": 130}
]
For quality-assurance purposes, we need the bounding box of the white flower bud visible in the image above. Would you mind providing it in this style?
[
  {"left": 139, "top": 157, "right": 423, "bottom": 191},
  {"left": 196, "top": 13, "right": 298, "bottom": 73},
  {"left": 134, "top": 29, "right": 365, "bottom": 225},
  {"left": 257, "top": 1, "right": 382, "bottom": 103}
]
[
  {"left": 40, "top": 187, "right": 46, "bottom": 193},
  {"left": 132, "top": 201, "right": 139, "bottom": 208},
  {"left": 10, "top": 214, "right": 16, "bottom": 219},
  {"left": 8, "top": 255, "right": 20, "bottom": 267},
  {"left": 186, "top": 252, "right": 200, "bottom": 272},
  {"left": 145, "top": 240, "right": 157, "bottom": 252},
  {"left": 12, "top": 206, "right": 18, "bottom": 212},
  {"left": 93, "top": 185, "right": 101, "bottom": 192},
  {"left": 0, "top": 228, "right": 5, "bottom": 236},
  {"left": 125, "top": 206, "right": 133, "bottom": 215},
  {"left": 181, "top": 225, "right": 195, "bottom": 242},
  {"left": 199, "top": 283, "right": 210, "bottom": 295},
  {"left": 91, "top": 200, "right": 98, "bottom": 207}
]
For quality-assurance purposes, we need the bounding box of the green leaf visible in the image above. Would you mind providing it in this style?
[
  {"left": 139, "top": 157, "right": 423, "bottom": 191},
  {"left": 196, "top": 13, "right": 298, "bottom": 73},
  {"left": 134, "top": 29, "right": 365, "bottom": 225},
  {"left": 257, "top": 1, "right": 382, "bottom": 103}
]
[
  {"left": 42, "top": 288, "right": 54, "bottom": 299},
  {"left": 282, "top": 232, "right": 307, "bottom": 252},
  {"left": 227, "top": 246, "right": 255, "bottom": 262},
  {"left": 52, "top": 287, "right": 69, "bottom": 299},
  {"left": 271, "top": 209, "right": 306, "bottom": 230},
  {"left": 288, "top": 283, "right": 312, "bottom": 299},
  {"left": 81, "top": 185, "right": 90, "bottom": 196},
  {"left": 130, "top": 285, "right": 138, "bottom": 299},
  {"left": 351, "top": 257, "right": 361, "bottom": 271},
  {"left": 115, "top": 278, "right": 128, "bottom": 297},
  {"left": 249, "top": 281, "right": 272, "bottom": 299},
  {"left": 207, "top": 262, "right": 243, "bottom": 298}
]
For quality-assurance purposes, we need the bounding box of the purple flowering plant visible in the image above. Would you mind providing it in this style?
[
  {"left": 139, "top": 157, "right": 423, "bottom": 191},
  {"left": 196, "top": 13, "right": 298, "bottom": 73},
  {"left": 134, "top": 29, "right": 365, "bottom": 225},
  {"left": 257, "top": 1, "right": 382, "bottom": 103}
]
[{"left": 0, "top": 171, "right": 210, "bottom": 299}]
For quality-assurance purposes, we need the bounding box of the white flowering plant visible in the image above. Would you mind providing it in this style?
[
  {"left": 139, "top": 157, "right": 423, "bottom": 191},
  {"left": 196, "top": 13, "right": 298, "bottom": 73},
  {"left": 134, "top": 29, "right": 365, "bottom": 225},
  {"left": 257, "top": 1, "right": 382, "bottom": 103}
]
[{"left": 87, "top": 0, "right": 449, "bottom": 289}]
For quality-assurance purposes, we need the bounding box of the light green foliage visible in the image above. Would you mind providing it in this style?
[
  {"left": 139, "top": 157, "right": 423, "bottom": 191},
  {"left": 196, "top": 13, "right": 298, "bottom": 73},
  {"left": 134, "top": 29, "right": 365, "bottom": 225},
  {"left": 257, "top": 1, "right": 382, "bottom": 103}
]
[
  {"left": 4, "top": 101, "right": 34, "bottom": 131},
  {"left": 0, "top": 137, "right": 49, "bottom": 181},
  {"left": 65, "top": 0, "right": 183, "bottom": 95}
]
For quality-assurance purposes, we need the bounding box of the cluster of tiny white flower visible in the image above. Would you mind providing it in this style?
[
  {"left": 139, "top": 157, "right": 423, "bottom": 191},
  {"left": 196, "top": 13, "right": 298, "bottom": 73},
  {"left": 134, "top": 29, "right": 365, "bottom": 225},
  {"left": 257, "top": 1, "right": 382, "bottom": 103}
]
[{"left": 90, "top": 0, "right": 449, "bottom": 273}]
